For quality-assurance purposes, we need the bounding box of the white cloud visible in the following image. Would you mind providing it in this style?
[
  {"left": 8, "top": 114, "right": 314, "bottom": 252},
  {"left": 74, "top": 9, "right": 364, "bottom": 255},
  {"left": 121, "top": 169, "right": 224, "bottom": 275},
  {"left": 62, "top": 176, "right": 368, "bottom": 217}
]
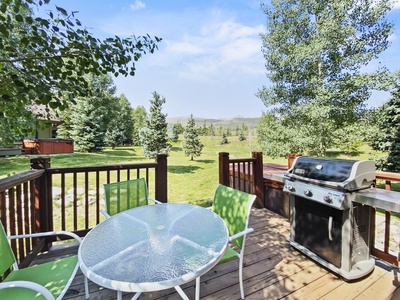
[
  {"left": 388, "top": 32, "right": 398, "bottom": 42},
  {"left": 161, "top": 19, "right": 266, "bottom": 81},
  {"left": 130, "top": 0, "right": 145, "bottom": 11},
  {"left": 100, "top": 5, "right": 269, "bottom": 117},
  {"left": 393, "top": 0, "right": 400, "bottom": 9}
]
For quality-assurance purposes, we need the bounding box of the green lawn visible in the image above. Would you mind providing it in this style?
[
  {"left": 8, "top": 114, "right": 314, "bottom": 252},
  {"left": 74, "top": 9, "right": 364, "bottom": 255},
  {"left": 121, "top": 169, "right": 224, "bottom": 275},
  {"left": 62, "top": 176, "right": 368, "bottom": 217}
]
[{"left": 0, "top": 136, "right": 386, "bottom": 205}]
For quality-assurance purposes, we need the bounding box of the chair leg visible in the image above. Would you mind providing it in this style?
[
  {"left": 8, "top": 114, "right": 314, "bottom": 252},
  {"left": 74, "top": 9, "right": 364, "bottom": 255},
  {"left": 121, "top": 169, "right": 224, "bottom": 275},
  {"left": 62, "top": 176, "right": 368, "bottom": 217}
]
[
  {"left": 84, "top": 277, "right": 89, "bottom": 299},
  {"left": 131, "top": 292, "right": 142, "bottom": 300},
  {"left": 239, "top": 254, "right": 245, "bottom": 299},
  {"left": 195, "top": 276, "right": 200, "bottom": 300}
]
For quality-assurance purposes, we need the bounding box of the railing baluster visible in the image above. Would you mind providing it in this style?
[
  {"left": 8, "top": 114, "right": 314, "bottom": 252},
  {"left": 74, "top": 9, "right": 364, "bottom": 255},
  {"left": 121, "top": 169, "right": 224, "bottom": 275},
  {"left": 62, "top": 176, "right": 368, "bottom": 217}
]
[
  {"left": 30, "top": 178, "right": 37, "bottom": 234},
  {"left": 61, "top": 173, "right": 66, "bottom": 230},
  {"left": 238, "top": 162, "right": 242, "bottom": 190},
  {"left": 73, "top": 173, "right": 78, "bottom": 231},
  {"left": 16, "top": 185, "right": 25, "bottom": 260},
  {"left": 85, "top": 172, "right": 89, "bottom": 229},
  {"left": 23, "top": 181, "right": 31, "bottom": 254},
  {"left": 247, "top": 162, "right": 251, "bottom": 193},
  {"left": 0, "top": 191, "right": 6, "bottom": 227},
  {"left": 384, "top": 210, "right": 391, "bottom": 253},
  {"left": 8, "top": 187, "right": 17, "bottom": 256},
  {"left": 96, "top": 171, "right": 100, "bottom": 225}
]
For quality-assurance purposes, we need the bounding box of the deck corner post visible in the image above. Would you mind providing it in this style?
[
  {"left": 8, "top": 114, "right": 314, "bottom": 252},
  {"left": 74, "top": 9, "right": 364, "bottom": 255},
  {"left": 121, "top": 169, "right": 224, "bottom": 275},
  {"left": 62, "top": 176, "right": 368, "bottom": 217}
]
[
  {"left": 252, "top": 152, "right": 264, "bottom": 208},
  {"left": 30, "top": 157, "right": 52, "bottom": 233},
  {"left": 219, "top": 152, "right": 230, "bottom": 186},
  {"left": 156, "top": 154, "right": 168, "bottom": 203}
]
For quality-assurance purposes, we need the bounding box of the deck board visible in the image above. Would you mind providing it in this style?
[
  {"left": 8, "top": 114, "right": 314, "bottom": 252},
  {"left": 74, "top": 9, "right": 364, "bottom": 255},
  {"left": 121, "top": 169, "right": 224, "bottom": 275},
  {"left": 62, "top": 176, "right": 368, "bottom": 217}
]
[{"left": 37, "top": 208, "right": 399, "bottom": 300}]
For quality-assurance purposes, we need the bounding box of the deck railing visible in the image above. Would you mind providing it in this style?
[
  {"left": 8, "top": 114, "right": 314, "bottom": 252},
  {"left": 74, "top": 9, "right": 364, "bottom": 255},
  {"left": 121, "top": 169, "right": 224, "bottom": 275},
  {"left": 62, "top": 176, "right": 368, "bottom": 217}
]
[
  {"left": 218, "top": 152, "right": 265, "bottom": 208},
  {"left": 220, "top": 152, "right": 399, "bottom": 267},
  {"left": 371, "top": 171, "right": 400, "bottom": 266},
  {"left": 0, "top": 155, "right": 167, "bottom": 267}
]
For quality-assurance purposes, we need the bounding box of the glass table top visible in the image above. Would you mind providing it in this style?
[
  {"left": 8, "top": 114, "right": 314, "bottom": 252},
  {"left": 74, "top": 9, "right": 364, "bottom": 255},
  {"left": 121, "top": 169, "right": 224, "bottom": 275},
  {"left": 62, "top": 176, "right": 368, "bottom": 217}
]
[{"left": 78, "top": 203, "right": 229, "bottom": 292}]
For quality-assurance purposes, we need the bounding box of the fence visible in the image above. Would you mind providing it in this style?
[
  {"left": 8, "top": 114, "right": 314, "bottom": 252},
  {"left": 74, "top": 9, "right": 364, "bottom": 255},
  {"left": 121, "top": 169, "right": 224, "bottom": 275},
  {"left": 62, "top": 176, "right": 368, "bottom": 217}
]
[
  {"left": 371, "top": 171, "right": 400, "bottom": 266},
  {"left": 219, "top": 152, "right": 399, "bottom": 267},
  {"left": 218, "top": 152, "right": 264, "bottom": 208},
  {"left": 0, "top": 155, "right": 167, "bottom": 267}
]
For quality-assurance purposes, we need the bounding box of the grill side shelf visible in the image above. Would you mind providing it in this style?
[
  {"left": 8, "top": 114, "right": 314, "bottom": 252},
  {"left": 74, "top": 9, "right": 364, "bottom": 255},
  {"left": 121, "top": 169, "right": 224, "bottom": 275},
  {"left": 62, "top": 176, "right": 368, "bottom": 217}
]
[{"left": 354, "top": 188, "right": 400, "bottom": 213}]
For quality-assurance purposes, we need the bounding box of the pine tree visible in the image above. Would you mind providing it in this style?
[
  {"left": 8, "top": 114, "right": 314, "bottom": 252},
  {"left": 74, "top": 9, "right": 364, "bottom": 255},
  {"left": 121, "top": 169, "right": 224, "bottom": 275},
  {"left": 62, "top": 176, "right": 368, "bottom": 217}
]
[
  {"left": 105, "top": 94, "right": 134, "bottom": 148},
  {"left": 131, "top": 106, "right": 147, "bottom": 146},
  {"left": 220, "top": 132, "right": 228, "bottom": 145},
  {"left": 59, "top": 74, "right": 116, "bottom": 152},
  {"left": 71, "top": 98, "right": 105, "bottom": 152},
  {"left": 139, "top": 92, "right": 171, "bottom": 159},
  {"left": 239, "top": 131, "right": 247, "bottom": 141},
  {"left": 170, "top": 124, "right": 180, "bottom": 142},
  {"left": 208, "top": 123, "right": 215, "bottom": 137},
  {"left": 183, "top": 115, "right": 204, "bottom": 160},
  {"left": 370, "top": 83, "right": 400, "bottom": 171}
]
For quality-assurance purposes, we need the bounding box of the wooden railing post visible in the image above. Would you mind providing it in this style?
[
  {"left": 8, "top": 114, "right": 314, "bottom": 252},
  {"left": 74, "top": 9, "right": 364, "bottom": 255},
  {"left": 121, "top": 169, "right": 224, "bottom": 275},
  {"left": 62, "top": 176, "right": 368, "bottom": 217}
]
[
  {"left": 252, "top": 152, "right": 264, "bottom": 208},
  {"left": 30, "top": 157, "right": 52, "bottom": 232},
  {"left": 219, "top": 152, "right": 230, "bottom": 186},
  {"left": 155, "top": 154, "right": 168, "bottom": 203},
  {"left": 288, "top": 153, "right": 302, "bottom": 168}
]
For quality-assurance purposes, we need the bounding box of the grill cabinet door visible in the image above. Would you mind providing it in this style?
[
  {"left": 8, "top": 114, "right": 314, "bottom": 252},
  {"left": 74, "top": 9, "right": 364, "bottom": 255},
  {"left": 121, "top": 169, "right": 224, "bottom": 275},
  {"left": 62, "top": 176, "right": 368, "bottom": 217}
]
[{"left": 294, "top": 197, "right": 343, "bottom": 268}]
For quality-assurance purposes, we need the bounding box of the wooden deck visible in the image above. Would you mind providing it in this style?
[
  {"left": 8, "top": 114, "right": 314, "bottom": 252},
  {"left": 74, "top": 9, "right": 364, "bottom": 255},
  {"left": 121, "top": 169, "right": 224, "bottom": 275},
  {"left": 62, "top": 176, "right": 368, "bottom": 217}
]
[{"left": 37, "top": 208, "right": 399, "bottom": 300}]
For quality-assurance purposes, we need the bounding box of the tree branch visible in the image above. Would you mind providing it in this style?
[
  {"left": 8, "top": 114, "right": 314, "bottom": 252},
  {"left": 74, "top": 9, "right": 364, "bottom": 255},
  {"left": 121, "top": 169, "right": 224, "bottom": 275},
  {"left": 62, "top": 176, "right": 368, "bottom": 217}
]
[{"left": 0, "top": 51, "right": 82, "bottom": 63}]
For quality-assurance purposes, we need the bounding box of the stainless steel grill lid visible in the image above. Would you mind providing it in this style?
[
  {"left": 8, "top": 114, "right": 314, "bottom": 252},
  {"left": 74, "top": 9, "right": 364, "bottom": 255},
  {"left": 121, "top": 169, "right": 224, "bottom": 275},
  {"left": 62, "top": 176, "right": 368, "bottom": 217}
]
[{"left": 285, "top": 156, "right": 376, "bottom": 191}]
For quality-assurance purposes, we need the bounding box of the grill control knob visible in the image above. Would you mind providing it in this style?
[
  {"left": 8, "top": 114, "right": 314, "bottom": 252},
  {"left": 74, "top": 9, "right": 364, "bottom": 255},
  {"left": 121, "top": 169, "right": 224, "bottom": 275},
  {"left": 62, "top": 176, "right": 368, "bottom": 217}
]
[
  {"left": 304, "top": 190, "right": 313, "bottom": 197},
  {"left": 286, "top": 184, "right": 295, "bottom": 192},
  {"left": 324, "top": 194, "right": 333, "bottom": 204}
]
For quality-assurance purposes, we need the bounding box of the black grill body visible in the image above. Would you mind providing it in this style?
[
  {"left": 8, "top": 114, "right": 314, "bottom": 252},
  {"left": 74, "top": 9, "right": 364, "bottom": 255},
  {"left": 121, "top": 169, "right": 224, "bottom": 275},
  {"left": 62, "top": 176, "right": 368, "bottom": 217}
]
[{"left": 284, "top": 156, "right": 376, "bottom": 280}]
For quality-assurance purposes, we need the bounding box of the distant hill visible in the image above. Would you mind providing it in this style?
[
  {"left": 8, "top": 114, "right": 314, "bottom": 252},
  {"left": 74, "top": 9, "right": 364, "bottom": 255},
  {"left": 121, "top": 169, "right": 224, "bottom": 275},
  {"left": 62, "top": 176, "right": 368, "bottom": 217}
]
[{"left": 167, "top": 116, "right": 260, "bottom": 129}]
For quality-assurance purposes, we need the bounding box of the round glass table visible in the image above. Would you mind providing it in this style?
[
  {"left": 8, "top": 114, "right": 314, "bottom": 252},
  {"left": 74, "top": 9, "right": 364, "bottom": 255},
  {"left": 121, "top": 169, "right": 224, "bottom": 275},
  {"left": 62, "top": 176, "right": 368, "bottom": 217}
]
[{"left": 78, "top": 203, "right": 229, "bottom": 300}]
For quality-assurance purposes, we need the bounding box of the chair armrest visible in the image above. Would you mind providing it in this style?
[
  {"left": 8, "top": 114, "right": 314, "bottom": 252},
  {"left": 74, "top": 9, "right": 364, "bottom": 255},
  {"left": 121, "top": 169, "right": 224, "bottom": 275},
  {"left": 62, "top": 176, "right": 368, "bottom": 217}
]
[
  {"left": 100, "top": 209, "right": 111, "bottom": 219},
  {"left": 148, "top": 197, "right": 162, "bottom": 204},
  {"left": 7, "top": 231, "right": 82, "bottom": 244},
  {"left": 0, "top": 281, "right": 55, "bottom": 300},
  {"left": 229, "top": 227, "right": 254, "bottom": 242}
]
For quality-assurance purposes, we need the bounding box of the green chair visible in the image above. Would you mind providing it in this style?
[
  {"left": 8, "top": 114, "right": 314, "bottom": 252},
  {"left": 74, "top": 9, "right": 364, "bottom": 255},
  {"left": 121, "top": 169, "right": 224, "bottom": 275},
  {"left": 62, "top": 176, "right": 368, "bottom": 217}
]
[
  {"left": 0, "top": 222, "right": 87, "bottom": 300},
  {"left": 101, "top": 177, "right": 161, "bottom": 218},
  {"left": 211, "top": 184, "right": 256, "bottom": 299}
]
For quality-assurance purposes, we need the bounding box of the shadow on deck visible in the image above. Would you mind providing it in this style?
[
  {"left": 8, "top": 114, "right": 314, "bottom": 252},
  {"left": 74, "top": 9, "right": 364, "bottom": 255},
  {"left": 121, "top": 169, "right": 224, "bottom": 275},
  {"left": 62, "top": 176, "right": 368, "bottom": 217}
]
[{"left": 37, "top": 208, "right": 399, "bottom": 300}]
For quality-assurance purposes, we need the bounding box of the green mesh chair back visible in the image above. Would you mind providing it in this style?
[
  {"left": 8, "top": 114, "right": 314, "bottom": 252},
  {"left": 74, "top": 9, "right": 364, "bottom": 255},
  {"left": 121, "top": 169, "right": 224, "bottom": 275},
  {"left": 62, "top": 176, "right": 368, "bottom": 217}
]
[
  {"left": 211, "top": 184, "right": 256, "bottom": 299},
  {"left": 212, "top": 184, "right": 256, "bottom": 249},
  {"left": 0, "top": 223, "right": 16, "bottom": 276},
  {"left": 103, "top": 178, "right": 149, "bottom": 217}
]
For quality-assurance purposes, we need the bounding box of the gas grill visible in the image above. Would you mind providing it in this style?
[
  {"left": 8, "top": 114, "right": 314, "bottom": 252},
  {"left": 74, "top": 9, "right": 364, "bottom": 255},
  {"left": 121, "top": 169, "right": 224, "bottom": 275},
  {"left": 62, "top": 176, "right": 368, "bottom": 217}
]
[{"left": 283, "top": 156, "right": 376, "bottom": 280}]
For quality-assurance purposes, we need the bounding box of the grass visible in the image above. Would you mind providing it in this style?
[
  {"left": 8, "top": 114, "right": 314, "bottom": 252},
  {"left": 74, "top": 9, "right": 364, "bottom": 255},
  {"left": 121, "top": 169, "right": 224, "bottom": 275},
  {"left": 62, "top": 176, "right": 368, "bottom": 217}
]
[
  {"left": 1, "top": 136, "right": 398, "bottom": 254},
  {"left": 0, "top": 136, "right": 388, "bottom": 205}
]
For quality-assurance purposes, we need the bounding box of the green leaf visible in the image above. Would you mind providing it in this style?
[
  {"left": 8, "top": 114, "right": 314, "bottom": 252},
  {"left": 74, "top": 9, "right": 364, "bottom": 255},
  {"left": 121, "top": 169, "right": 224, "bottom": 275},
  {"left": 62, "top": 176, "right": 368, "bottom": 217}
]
[
  {"left": 0, "top": 3, "right": 7, "bottom": 13},
  {"left": 13, "top": 3, "right": 20, "bottom": 13},
  {"left": 56, "top": 6, "right": 68, "bottom": 16},
  {"left": 14, "top": 80, "right": 25, "bottom": 87},
  {"left": 0, "top": 26, "right": 9, "bottom": 38}
]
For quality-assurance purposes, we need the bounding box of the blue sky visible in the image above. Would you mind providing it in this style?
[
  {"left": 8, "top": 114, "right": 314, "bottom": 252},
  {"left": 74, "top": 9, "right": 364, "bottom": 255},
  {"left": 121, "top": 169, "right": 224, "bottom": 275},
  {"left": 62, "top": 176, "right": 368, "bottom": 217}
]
[{"left": 47, "top": 0, "right": 400, "bottom": 119}]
